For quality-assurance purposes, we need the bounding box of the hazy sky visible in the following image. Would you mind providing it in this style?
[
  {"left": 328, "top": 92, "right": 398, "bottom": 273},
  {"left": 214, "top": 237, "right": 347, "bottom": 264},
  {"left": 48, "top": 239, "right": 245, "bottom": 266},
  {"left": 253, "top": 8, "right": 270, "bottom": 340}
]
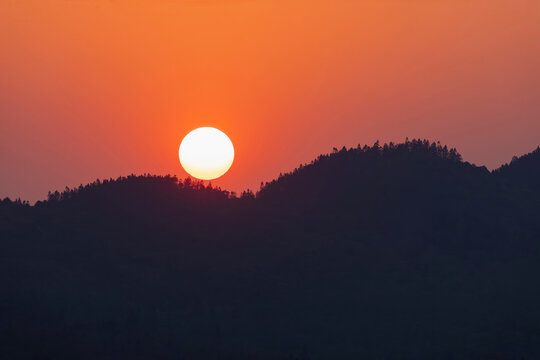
[{"left": 1, "top": 0, "right": 539, "bottom": 202}]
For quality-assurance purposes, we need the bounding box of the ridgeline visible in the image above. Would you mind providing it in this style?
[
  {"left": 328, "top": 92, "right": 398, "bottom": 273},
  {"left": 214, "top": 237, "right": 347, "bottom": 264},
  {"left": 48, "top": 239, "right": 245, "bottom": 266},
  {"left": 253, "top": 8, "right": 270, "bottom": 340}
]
[{"left": 1, "top": 139, "right": 539, "bottom": 360}]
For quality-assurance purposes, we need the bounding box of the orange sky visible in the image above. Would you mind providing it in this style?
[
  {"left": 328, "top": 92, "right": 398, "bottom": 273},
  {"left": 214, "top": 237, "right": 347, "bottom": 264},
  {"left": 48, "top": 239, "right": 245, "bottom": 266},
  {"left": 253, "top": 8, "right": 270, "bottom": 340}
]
[{"left": 1, "top": 0, "right": 539, "bottom": 202}]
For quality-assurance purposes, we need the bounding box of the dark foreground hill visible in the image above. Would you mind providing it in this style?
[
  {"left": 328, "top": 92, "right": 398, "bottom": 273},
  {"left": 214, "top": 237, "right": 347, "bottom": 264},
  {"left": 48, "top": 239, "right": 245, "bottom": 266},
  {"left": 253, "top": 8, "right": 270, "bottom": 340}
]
[{"left": 1, "top": 139, "right": 539, "bottom": 360}]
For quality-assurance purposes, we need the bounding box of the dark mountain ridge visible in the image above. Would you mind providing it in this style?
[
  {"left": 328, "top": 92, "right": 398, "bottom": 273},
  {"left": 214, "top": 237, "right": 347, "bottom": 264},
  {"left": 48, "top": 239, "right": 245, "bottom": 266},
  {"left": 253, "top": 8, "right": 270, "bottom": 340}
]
[
  {"left": 494, "top": 146, "right": 540, "bottom": 192},
  {"left": 1, "top": 139, "right": 539, "bottom": 360}
]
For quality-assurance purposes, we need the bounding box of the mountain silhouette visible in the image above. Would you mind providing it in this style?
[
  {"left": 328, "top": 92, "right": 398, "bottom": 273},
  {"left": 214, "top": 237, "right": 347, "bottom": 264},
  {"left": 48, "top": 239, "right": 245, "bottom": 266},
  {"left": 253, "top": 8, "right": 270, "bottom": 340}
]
[
  {"left": 1, "top": 139, "right": 539, "bottom": 360},
  {"left": 494, "top": 146, "right": 540, "bottom": 190}
]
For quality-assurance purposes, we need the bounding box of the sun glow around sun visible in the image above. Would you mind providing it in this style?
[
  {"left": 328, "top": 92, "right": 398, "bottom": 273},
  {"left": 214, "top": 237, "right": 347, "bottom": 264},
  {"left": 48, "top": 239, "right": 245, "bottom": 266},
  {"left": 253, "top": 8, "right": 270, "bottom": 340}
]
[{"left": 179, "top": 127, "right": 235, "bottom": 180}]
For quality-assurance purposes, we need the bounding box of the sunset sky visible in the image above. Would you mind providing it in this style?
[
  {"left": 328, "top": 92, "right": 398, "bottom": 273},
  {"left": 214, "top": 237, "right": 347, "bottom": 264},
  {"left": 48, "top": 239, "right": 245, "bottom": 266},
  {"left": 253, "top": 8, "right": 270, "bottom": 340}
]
[{"left": 1, "top": 0, "right": 539, "bottom": 202}]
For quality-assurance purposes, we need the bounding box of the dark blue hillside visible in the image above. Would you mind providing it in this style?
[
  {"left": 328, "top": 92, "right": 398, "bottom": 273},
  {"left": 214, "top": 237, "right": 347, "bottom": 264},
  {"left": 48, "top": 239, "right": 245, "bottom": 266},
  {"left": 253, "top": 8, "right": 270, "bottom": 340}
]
[{"left": 1, "top": 140, "right": 539, "bottom": 360}]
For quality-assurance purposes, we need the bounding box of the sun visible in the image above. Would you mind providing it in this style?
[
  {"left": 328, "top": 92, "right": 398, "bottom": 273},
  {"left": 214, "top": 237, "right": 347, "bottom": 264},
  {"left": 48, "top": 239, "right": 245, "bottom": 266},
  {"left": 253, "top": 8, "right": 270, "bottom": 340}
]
[{"left": 179, "top": 127, "right": 235, "bottom": 180}]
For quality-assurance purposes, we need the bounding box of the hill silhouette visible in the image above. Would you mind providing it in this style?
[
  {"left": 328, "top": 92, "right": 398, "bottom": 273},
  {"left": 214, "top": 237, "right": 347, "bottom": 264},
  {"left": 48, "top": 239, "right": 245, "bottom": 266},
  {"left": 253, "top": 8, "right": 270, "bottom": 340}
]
[
  {"left": 1, "top": 139, "right": 539, "bottom": 360},
  {"left": 494, "top": 146, "right": 540, "bottom": 190}
]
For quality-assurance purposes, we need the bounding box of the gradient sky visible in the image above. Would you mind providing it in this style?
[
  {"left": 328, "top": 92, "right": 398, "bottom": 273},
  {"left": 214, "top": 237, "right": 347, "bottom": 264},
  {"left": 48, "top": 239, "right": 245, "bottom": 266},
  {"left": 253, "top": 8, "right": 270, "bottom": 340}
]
[{"left": 1, "top": 0, "right": 539, "bottom": 202}]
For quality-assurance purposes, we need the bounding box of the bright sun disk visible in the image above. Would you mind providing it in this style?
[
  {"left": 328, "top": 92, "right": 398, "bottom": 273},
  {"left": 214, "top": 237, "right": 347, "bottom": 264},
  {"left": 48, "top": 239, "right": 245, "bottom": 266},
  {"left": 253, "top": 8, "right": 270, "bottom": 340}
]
[{"left": 179, "top": 127, "right": 234, "bottom": 180}]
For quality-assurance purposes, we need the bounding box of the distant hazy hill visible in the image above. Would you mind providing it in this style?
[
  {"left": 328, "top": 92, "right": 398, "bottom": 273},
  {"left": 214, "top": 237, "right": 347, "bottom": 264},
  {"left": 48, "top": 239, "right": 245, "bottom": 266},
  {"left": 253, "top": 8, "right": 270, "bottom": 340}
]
[{"left": 1, "top": 139, "right": 539, "bottom": 360}]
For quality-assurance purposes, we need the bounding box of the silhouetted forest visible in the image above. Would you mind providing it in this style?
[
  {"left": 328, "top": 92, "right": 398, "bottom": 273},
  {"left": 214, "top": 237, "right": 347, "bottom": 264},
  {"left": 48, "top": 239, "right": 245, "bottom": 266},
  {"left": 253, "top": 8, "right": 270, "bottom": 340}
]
[{"left": 1, "top": 139, "right": 539, "bottom": 360}]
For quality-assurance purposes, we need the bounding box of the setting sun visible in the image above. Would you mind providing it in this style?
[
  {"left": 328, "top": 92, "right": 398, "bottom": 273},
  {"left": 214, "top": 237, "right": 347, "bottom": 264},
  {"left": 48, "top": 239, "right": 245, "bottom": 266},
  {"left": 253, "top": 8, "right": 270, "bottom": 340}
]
[{"left": 179, "top": 127, "right": 234, "bottom": 180}]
